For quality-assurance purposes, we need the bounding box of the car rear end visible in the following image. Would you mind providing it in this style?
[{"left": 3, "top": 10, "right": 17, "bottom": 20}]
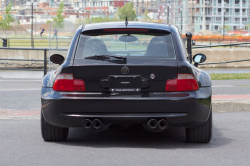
[{"left": 41, "top": 23, "right": 211, "bottom": 133}]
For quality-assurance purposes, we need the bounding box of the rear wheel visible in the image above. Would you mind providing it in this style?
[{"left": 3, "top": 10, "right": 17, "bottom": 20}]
[
  {"left": 186, "top": 110, "right": 212, "bottom": 143},
  {"left": 41, "top": 111, "right": 69, "bottom": 141}
]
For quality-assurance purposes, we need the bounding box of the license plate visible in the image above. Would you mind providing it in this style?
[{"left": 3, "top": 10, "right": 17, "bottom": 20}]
[{"left": 109, "top": 75, "right": 141, "bottom": 92}]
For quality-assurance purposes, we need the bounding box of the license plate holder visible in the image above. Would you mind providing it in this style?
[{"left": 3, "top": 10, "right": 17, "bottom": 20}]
[{"left": 109, "top": 75, "right": 141, "bottom": 92}]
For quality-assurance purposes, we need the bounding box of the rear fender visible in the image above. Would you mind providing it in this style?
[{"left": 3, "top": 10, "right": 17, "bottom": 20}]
[
  {"left": 192, "top": 67, "right": 212, "bottom": 87},
  {"left": 177, "top": 59, "right": 211, "bottom": 87}
]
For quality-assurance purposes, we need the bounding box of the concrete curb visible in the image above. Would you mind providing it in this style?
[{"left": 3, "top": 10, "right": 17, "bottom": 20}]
[{"left": 212, "top": 100, "right": 250, "bottom": 112}]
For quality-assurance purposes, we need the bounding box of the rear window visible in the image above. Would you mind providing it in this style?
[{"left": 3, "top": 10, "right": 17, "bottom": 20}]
[{"left": 75, "top": 33, "right": 176, "bottom": 60}]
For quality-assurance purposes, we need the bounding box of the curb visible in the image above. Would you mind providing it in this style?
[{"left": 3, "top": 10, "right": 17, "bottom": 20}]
[
  {"left": 212, "top": 100, "right": 250, "bottom": 113},
  {"left": 212, "top": 95, "right": 250, "bottom": 112}
]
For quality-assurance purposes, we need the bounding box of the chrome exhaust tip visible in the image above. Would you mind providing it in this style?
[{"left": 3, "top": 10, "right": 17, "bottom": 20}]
[
  {"left": 83, "top": 119, "right": 92, "bottom": 129},
  {"left": 147, "top": 119, "right": 158, "bottom": 129},
  {"left": 92, "top": 119, "right": 103, "bottom": 130},
  {"left": 157, "top": 119, "right": 168, "bottom": 130}
]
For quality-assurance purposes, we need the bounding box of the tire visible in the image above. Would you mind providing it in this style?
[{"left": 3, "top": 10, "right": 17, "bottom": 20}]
[
  {"left": 186, "top": 111, "right": 212, "bottom": 143},
  {"left": 41, "top": 111, "right": 69, "bottom": 141}
]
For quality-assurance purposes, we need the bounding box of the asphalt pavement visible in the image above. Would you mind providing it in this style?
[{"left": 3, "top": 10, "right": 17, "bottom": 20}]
[{"left": 1, "top": 112, "right": 250, "bottom": 166}]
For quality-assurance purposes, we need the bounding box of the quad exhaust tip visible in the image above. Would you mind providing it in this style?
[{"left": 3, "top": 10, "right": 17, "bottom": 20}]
[
  {"left": 92, "top": 119, "right": 103, "bottom": 130},
  {"left": 83, "top": 119, "right": 92, "bottom": 129},
  {"left": 157, "top": 119, "right": 167, "bottom": 130},
  {"left": 145, "top": 119, "right": 168, "bottom": 132},
  {"left": 147, "top": 119, "right": 158, "bottom": 129},
  {"left": 83, "top": 119, "right": 105, "bottom": 131}
]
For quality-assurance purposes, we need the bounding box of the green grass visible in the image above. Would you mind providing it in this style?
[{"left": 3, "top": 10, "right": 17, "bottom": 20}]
[
  {"left": 210, "top": 73, "right": 250, "bottom": 80},
  {"left": 7, "top": 39, "right": 71, "bottom": 48}
]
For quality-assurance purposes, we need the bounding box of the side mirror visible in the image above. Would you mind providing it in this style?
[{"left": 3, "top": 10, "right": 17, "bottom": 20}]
[
  {"left": 50, "top": 54, "right": 65, "bottom": 65},
  {"left": 193, "top": 53, "right": 207, "bottom": 67}
]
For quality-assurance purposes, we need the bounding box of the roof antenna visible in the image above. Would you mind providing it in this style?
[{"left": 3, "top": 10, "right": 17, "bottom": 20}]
[{"left": 125, "top": 16, "right": 128, "bottom": 27}]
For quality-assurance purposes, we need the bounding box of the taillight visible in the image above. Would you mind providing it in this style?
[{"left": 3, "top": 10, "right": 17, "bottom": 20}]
[
  {"left": 165, "top": 74, "right": 199, "bottom": 92},
  {"left": 53, "top": 73, "right": 85, "bottom": 92}
]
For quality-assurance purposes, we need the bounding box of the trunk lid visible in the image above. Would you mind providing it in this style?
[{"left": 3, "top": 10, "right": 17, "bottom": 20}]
[{"left": 73, "top": 58, "right": 177, "bottom": 92}]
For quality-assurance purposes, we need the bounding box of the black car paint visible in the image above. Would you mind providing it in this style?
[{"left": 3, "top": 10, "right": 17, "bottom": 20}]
[{"left": 41, "top": 22, "right": 212, "bottom": 129}]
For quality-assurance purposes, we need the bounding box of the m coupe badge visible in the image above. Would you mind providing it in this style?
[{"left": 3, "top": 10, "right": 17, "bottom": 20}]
[
  {"left": 150, "top": 74, "right": 155, "bottom": 79},
  {"left": 121, "top": 66, "right": 129, "bottom": 74}
]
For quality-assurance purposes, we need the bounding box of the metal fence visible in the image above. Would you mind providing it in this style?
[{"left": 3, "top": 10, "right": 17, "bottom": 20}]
[{"left": 0, "top": 47, "right": 67, "bottom": 76}]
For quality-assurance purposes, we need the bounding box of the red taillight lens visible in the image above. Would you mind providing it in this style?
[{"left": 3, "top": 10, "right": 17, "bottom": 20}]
[
  {"left": 53, "top": 73, "right": 85, "bottom": 92},
  {"left": 165, "top": 74, "right": 199, "bottom": 92}
]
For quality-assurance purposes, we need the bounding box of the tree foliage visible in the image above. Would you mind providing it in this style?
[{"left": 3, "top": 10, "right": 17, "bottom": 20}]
[
  {"left": 223, "top": 25, "right": 231, "bottom": 32},
  {"left": 142, "top": 10, "right": 151, "bottom": 22},
  {"left": 246, "top": 23, "right": 250, "bottom": 31},
  {"left": 83, "top": 17, "right": 120, "bottom": 24},
  {"left": 118, "top": 2, "right": 137, "bottom": 21},
  {"left": 52, "top": 1, "right": 64, "bottom": 28},
  {"left": 1, "top": 2, "right": 15, "bottom": 29}
]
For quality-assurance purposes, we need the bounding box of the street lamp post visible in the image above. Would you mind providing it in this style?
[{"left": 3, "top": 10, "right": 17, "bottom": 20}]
[
  {"left": 31, "top": 0, "right": 34, "bottom": 48},
  {"left": 223, "top": 9, "right": 225, "bottom": 41},
  {"left": 180, "top": 8, "right": 183, "bottom": 35},
  {"left": 167, "top": 4, "right": 170, "bottom": 24}
]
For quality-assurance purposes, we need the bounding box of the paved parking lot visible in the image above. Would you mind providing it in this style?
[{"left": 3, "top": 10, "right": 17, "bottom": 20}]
[{"left": 1, "top": 112, "right": 250, "bottom": 166}]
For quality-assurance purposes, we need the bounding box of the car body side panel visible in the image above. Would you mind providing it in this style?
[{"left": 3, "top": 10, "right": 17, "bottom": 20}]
[
  {"left": 170, "top": 25, "right": 187, "bottom": 60},
  {"left": 177, "top": 60, "right": 212, "bottom": 87},
  {"left": 66, "top": 26, "right": 82, "bottom": 60}
]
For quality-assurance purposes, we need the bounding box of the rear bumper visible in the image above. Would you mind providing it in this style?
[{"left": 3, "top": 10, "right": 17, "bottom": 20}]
[{"left": 41, "top": 87, "right": 212, "bottom": 128}]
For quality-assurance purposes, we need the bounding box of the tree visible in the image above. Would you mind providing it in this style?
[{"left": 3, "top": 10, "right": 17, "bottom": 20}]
[
  {"left": 52, "top": 1, "right": 64, "bottom": 28},
  {"left": 118, "top": 2, "right": 137, "bottom": 21},
  {"left": 246, "top": 23, "right": 250, "bottom": 32},
  {"left": 1, "top": 2, "right": 15, "bottom": 29},
  {"left": 0, "top": 15, "right": 3, "bottom": 22},
  {"left": 143, "top": 10, "right": 151, "bottom": 22},
  {"left": 221, "top": 25, "right": 231, "bottom": 34},
  {"left": 83, "top": 17, "right": 120, "bottom": 24},
  {"left": 223, "top": 25, "right": 231, "bottom": 32}
]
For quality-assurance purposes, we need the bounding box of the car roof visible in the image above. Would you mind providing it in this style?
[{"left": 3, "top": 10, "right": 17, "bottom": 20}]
[{"left": 82, "top": 21, "right": 172, "bottom": 32}]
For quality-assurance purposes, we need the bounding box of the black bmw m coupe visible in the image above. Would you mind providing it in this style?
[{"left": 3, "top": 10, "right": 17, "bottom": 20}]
[{"left": 41, "top": 21, "right": 212, "bottom": 143}]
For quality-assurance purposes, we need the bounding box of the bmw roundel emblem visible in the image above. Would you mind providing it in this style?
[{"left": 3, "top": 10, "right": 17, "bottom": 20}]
[{"left": 121, "top": 66, "right": 129, "bottom": 74}]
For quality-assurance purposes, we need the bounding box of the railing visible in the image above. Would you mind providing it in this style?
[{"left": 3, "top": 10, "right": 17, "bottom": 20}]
[
  {"left": 0, "top": 47, "right": 67, "bottom": 76},
  {"left": 193, "top": 42, "right": 250, "bottom": 65},
  {"left": 192, "top": 42, "right": 250, "bottom": 49}
]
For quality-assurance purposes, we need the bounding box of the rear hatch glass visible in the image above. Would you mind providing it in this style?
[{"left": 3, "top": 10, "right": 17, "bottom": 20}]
[
  {"left": 75, "top": 32, "right": 176, "bottom": 60},
  {"left": 73, "top": 30, "right": 177, "bottom": 92}
]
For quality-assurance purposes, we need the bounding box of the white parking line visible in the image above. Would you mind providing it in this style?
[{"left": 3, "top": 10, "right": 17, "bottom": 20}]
[
  {"left": 0, "top": 89, "right": 41, "bottom": 91},
  {"left": 0, "top": 80, "right": 41, "bottom": 82},
  {"left": 212, "top": 85, "right": 235, "bottom": 87}
]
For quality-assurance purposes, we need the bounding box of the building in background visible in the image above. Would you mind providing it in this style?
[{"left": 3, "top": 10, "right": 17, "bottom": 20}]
[
  {"left": 0, "top": 0, "right": 39, "bottom": 8},
  {"left": 72, "top": 0, "right": 128, "bottom": 15},
  {"left": 174, "top": 0, "right": 250, "bottom": 35}
]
